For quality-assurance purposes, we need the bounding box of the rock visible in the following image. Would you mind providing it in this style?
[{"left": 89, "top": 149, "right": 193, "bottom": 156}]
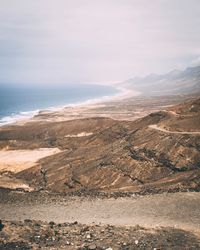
[
  {"left": 0, "top": 220, "right": 4, "bottom": 231},
  {"left": 135, "top": 240, "right": 139, "bottom": 245},
  {"left": 88, "top": 243, "right": 97, "bottom": 250},
  {"left": 24, "top": 219, "right": 32, "bottom": 224},
  {"left": 106, "top": 248, "right": 113, "bottom": 250},
  {"left": 81, "top": 226, "right": 90, "bottom": 232},
  {"left": 49, "top": 221, "right": 55, "bottom": 228},
  {"left": 86, "top": 234, "right": 91, "bottom": 239}
]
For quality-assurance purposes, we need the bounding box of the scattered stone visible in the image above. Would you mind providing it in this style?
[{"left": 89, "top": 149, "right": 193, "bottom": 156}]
[
  {"left": 0, "top": 220, "right": 4, "bottom": 231},
  {"left": 0, "top": 219, "right": 200, "bottom": 249},
  {"left": 24, "top": 219, "right": 32, "bottom": 224},
  {"left": 88, "top": 243, "right": 97, "bottom": 250},
  {"left": 49, "top": 221, "right": 55, "bottom": 228},
  {"left": 0, "top": 242, "right": 31, "bottom": 250},
  {"left": 82, "top": 226, "right": 90, "bottom": 231}
]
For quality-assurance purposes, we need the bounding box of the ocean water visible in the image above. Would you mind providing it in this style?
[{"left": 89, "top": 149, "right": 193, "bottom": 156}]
[{"left": 0, "top": 84, "right": 119, "bottom": 125}]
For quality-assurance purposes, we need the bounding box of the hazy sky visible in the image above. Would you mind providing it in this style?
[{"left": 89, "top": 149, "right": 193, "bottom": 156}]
[{"left": 0, "top": 0, "right": 200, "bottom": 84}]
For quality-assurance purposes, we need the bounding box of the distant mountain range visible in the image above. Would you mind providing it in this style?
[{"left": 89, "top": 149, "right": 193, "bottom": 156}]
[{"left": 122, "top": 65, "right": 200, "bottom": 96}]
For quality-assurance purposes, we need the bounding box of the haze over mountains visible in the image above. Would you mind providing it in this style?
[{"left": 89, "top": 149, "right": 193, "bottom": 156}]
[{"left": 122, "top": 65, "right": 200, "bottom": 96}]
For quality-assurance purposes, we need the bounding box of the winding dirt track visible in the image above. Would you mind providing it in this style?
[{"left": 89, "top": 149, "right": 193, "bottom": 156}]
[
  {"left": 1, "top": 192, "right": 200, "bottom": 232},
  {"left": 148, "top": 124, "right": 200, "bottom": 135}
]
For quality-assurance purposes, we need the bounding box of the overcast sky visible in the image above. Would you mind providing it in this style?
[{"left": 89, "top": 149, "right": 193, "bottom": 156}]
[{"left": 0, "top": 0, "right": 200, "bottom": 85}]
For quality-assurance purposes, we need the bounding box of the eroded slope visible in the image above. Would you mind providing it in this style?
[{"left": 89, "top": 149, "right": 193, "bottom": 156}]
[{"left": 0, "top": 98, "right": 200, "bottom": 194}]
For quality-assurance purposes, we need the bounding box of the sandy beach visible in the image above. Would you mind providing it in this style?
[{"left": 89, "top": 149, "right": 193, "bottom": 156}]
[{"left": 0, "top": 85, "right": 139, "bottom": 127}]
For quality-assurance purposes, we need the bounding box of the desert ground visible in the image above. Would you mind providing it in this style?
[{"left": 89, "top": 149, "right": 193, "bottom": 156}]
[{"left": 0, "top": 93, "right": 200, "bottom": 249}]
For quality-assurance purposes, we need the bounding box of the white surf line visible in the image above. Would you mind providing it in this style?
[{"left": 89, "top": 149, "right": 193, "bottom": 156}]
[{"left": 148, "top": 124, "right": 200, "bottom": 135}]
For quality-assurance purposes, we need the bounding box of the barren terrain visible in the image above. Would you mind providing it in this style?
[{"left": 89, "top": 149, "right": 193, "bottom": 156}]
[
  {"left": 0, "top": 95, "right": 200, "bottom": 194},
  {"left": 1, "top": 191, "right": 200, "bottom": 249},
  {"left": 0, "top": 94, "right": 200, "bottom": 249},
  {"left": 1, "top": 192, "right": 200, "bottom": 232}
]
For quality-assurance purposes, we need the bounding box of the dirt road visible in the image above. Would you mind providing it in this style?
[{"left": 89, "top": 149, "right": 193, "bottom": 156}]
[
  {"left": 149, "top": 124, "right": 200, "bottom": 135},
  {"left": 1, "top": 192, "right": 200, "bottom": 232}
]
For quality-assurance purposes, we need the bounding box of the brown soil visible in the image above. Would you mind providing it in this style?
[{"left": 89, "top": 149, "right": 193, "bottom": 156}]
[
  {"left": 0, "top": 95, "right": 200, "bottom": 194},
  {"left": 1, "top": 95, "right": 200, "bottom": 249}
]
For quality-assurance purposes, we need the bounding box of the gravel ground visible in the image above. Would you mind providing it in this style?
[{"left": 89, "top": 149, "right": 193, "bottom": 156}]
[
  {"left": 1, "top": 192, "right": 200, "bottom": 232},
  {"left": 0, "top": 220, "right": 200, "bottom": 249},
  {"left": 1, "top": 191, "right": 200, "bottom": 249}
]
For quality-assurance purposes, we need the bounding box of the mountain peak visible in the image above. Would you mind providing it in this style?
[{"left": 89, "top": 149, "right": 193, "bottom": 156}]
[{"left": 122, "top": 65, "right": 200, "bottom": 96}]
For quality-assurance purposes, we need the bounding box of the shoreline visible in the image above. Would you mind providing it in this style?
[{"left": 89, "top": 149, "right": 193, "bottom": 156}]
[{"left": 0, "top": 84, "right": 140, "bottom": 127}]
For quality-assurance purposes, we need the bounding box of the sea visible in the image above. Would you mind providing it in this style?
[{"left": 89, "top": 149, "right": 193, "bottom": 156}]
[{"left": 0, "top": 83, "right": 120, "bottom": 125}]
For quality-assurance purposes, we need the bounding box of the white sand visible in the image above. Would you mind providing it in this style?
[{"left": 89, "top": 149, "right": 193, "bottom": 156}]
[
  {"left": 65, "top": 132, "right": 93, "bottom": 138},
  {"left": 0, "top": 148, "right": 61, "bottom": 173},
  {"left": 0, "top": 175, "right": 34, "bottom": 191}
]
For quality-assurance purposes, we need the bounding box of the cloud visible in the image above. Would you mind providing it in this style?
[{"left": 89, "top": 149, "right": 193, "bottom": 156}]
[{"left": 0, "top": 0, "right": 200, "bottom": 84}]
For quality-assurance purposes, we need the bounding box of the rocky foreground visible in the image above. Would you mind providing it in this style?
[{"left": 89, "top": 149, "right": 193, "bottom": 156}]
[
  {"left": 1, "top": 220, "right": 200, "bottom": 250},
  {"left": 1, "top": 191, "right": 200, "bottom": 249}
]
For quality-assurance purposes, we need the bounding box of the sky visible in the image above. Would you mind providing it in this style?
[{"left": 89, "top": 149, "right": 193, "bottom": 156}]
[{"left": 0, "top": 0, "right": 200, "bottom": 85}]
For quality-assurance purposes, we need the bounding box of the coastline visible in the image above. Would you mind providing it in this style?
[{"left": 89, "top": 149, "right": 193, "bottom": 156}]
[{"left": 0, "top": 84, "right": 140, "bottom": 127}]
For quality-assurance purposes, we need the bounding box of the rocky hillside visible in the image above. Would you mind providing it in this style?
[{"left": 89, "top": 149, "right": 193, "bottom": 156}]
[{"left": 0, "top": 97, "right": 200, "bottom": 195}]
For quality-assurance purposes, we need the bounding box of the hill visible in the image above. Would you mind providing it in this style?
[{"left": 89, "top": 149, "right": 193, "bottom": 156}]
[
  {"left": 122, "top": 65, "right": 200, "bottom": 96},
  {"left": 0, "top": 97, "right": 199, "bottom": 195}
]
